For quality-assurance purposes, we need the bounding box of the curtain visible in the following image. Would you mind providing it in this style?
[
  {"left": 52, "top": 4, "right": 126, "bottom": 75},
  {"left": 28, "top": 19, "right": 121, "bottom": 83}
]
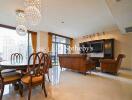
[
  {"left": 31, "top": 32, "right": 37, "bottom": 53},
  {"left": 70, "top": 39, "right": 74, "bottom": 53},
  {"left": 70, "top": 39, "right": 74, "bottom": 48},
  {"left": 48, "top": 33, "right": 52, "bottom": 52}
]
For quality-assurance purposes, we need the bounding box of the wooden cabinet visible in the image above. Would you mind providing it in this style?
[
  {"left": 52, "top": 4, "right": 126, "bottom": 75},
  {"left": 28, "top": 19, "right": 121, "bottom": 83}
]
[
  {"left": 79, "top": 39, "right": 114, "bottom": 67},
  {"left": 80, "top": 39, "right": 114, "bottom": 59},
  {"left": 104, "top": 39, "right": 114, "bottom": 59}
]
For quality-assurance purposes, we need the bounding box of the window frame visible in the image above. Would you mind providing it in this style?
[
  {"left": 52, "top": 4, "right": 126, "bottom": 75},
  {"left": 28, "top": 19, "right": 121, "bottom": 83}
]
[
  {"left": 0, "top": 24, "right": 35, "bottom": 58},
  {"left": 52, "top": 34, "right": 70, "bottom": 66}
]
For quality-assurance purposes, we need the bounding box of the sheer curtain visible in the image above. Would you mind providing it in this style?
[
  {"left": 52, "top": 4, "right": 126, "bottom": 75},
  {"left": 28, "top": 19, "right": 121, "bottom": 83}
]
[{"left": 0, "top": 27, "right": 33, "bottom": 61}]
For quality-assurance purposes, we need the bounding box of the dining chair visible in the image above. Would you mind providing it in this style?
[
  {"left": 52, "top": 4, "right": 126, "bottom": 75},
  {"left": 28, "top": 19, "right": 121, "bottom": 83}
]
[
  {"left": 0, "top": 68, "right": 22, "bottom": 100},
  {"left": 21, "top": 53, "right": 47, "bottom": 100},
  {"left": 37, "top": 52, "right": 51, "bottom": 82},
  {"left": 0, "top": 53, "right": 24, "bottom": 100},
  {"left": 11, "top": 53, "right": 23, "bottom": 63},
  {"left": 1, "top": 53, "right": 23, "bottom": 74}
]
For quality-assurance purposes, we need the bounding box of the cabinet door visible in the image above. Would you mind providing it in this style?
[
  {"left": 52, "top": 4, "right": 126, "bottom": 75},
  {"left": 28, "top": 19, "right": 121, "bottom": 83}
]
[{"left": 104, "top": 39, "right": 114, "bottom": 59}]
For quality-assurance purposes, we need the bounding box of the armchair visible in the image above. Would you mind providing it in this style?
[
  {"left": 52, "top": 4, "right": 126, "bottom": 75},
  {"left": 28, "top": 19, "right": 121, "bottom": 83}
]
[
  {"left": 21, "top": 53, "right": 47, "bottom": 100},
  {"left": 100, "top": 54, "right": 125, "bottom": 74}
]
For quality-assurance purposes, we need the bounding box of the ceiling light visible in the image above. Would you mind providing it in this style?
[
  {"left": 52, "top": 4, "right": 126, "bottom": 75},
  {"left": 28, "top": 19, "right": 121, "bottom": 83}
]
[
  {"left": 25, "top": 6, "right": 41, "bottom": 26},
  {"left": 16, "top": 25, "right": 27, "bottom": 36}
]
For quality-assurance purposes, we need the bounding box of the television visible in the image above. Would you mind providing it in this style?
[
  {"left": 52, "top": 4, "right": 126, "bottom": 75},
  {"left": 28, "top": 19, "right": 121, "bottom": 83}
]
[{"left": 91, "top": 42, "right": 103, "bottom": 53}]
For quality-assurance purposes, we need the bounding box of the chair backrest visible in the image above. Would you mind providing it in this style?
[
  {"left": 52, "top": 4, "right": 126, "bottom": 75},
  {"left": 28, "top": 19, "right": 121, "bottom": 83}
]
[
  {"left": 27, "top": 53, "right": 41, "bottom": 76},
  {"left": 116, "top": 54, "right": 125, "bottom": 69},
  {"left": 11, "top": 53, "right": 23, "bottom": 63},
  {"left": 44, "top": 53, "right": 50, "bottom": 72},
  {"left": 37, "top": 52, "right": 50, "bottom": 73}
]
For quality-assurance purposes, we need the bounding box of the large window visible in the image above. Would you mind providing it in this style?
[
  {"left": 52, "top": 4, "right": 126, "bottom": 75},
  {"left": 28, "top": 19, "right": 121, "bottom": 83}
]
[
  {"left": 0, "top": 27, "right": 33, "bottom": 61},
  {"left": 52, "top": 35, "right": 70, "bottom": 66}
]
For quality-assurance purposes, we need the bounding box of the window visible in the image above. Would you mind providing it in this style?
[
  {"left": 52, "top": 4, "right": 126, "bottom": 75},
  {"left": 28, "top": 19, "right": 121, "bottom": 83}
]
[
  {"left": 52, "top": 35, "right": 70, "bottom": 66},
  {"left": 0, "top": 27, "right": 33, "bottom": 61}
]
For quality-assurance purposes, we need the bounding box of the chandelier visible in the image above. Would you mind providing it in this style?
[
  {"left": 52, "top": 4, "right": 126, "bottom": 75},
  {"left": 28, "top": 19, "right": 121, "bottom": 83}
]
[
  {"left": 25, "top": 6, "right": 41, "bottom": 25},
  {"left": 24, "top": 0, "right": 41, "bottom": 26},
  {"left": 16, "top": 0, "right": 41, "bottom": 36},
  {"left": 24, "top": 0, "right": 41, "bottom": 10},
  {"left": 16, "top": 9, "right": 27, "bottom": 36},
  {"left": 16, "top": 25, "right": 27, "bottom": 36}
]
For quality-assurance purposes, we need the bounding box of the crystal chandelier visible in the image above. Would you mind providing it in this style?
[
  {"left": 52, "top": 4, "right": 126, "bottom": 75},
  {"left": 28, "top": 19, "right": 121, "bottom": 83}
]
[
  {"left": 24, "top": 0, "right": 41, "bottom": 26},
  {"left": 16, "top": 10, "right": 26, "bottom": 25},
  {"left": 15, "top": 0, "right": 41, "bottom": 35},
  {"left": 16, "top": 9, "right": 27, "bottom": 36},
  {"left": 25, "top": 6, "right": 41, "bottom": 25},
  {"left": 24, "top": 0, "right": 41, "bottom": 10},
  {"left": 16, "top": 25, "right": 27, "bottom": 36}
]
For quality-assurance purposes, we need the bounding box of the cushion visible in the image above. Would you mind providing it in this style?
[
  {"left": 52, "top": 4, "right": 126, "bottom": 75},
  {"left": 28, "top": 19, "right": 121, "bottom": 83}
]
[
  {"left": 2, "top": 72, "right": 21, "bottom": 83},
  {"left": 21, "top": 75, "right": 43, "bottom": 85},
  {"left": 2, "top": 69, "right": 16, "bottom": 73}
]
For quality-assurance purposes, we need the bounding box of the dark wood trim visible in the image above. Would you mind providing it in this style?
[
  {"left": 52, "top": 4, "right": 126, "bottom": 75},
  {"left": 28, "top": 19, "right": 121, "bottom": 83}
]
[
  {"left": 48, "top": 32, "right": 73, "bottom": 40},
  {"left": 0, "top": 24, "right": 36, "bottom": 33},
  {"left": 0, "top": 24, "right": 16, "bottom": 30}
]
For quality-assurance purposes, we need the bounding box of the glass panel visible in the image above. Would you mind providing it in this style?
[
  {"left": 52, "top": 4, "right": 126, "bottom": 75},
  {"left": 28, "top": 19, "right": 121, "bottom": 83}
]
[
  {"left": 56, "top": 36, "right": 66, "bottom": 43},
  {"left": 0, "top": 27, "right": 31, "bottom": 61},
  {"left": 51, "top": 35, "right": 70, "bottom": 66},
  {"left": 52, "top": 35, "right": 56, "bottom": 42},
  {"left": 66, "top": 45, "right": 70, "bottom": 54},
  {"left": 28, "top": 33, "right": 33, "bottom": 58},
  {"left": 52, "top": 43, "right": 56, "bottom": 65},
  {"left": 66, "top": 38, "right": 70, "bottom": 44},
  {"left": 58, "top": 44, "right": 64, "bottom": 54}
]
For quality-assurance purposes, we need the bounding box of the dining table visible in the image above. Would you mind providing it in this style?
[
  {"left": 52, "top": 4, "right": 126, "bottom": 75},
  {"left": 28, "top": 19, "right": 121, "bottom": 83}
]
[
  {"left": 0, "top": 59, "right": 40, "bottom": 71},
  {"left": 0, "top": 59, "right": 41, "bottom": 91}
]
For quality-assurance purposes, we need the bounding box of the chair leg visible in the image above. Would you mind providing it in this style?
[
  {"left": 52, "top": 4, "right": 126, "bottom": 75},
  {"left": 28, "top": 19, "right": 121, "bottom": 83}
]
[
  {"left": 42, "top": 81, "right": 47, "bottom": 97},
  {"left": 47, "top": 73, "right": 50, "bottom": 82},
  {"left": 18, "top": 81, "right": 23, "bottom": 97},
  {"left": 0, "top": 85, "right": 4, "bottom": 100},
  {"left": 28, "top": 87, "right": 32, "bottom": 100},
  {"left": 13, "top": 83, "right": 19, "bottom": 91}
]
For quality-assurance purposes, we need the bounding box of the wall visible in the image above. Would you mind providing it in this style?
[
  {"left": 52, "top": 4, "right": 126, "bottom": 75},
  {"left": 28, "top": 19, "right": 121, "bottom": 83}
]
[
  {"left": 37, "top": 31, "right": 49, "bottom": 53},
  {"left": 74, "top": 30, "right": 132, "bottom": 70},
  {"left": 106, "top": 0, "right": 132, "bottom": 34}
]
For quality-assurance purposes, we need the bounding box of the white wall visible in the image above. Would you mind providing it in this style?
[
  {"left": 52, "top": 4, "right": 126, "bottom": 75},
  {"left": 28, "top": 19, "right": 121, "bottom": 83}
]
[
  {"left": 106, "top": 0, "right": 132, "bottom": 34},
  {"left": 37, "top": 31, "right": 49, "bottom": 53}
]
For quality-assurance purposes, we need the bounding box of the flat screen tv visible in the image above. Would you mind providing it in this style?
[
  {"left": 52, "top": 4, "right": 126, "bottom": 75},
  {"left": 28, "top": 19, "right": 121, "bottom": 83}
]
[{"left": 91, "top": 42, "right": 103, "bottom": 53}]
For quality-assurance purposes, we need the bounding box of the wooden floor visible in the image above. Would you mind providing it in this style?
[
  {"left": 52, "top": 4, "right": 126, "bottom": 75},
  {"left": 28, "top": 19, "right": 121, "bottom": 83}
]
[{"left": 2, "top": 67, "right": 132, "bottom": 100}]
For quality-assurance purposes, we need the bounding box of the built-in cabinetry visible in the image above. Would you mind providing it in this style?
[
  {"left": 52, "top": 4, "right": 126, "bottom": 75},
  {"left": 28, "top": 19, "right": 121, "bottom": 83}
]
[
  {"left": 80, "top": 39, "right": 114, "bottom": 59},
  {"left": 104, "top": 39, "right": 114, "bottom": 59},
  {"left": 80, "top": 39, "right": 114, "bottom": 67}
]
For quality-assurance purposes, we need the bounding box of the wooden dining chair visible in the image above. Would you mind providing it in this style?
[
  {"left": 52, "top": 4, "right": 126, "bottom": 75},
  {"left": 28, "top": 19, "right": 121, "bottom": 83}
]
[
  {"left": 0, "top": 53, "right": 24, "bottom": 100},
  {"left": 11, "top": 53, "right": 23, "bottom": 63},
  {"left": 1, "top": 53, "right": 23, "bottom": 74},
  {"left": 44, "top": 53, "right": 51, "bottom": 82},
  {"left": 0, "top": 69, "right": 22, "bottom": 100},
  {"left": 21, "top": 53, "right": 47, "bottom": 100},
  {"left": 37, "top": 52, "right": 51, "bottom": 82}
]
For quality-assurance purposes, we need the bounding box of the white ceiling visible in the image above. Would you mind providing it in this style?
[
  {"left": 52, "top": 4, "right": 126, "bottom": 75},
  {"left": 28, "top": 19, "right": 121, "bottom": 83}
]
[
  {"left": 0, "top": 0, "right": 131, "bottom": 38},
  {"left": 106, "top": 0, "right": 132, "bottom": 34}
]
